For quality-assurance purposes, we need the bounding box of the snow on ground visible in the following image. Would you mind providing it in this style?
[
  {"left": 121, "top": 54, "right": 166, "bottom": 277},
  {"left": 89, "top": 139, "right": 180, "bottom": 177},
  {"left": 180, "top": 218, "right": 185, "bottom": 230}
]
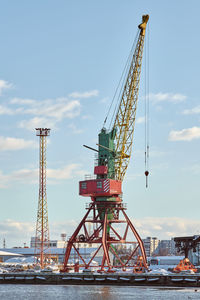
[
  {"left": 0, "top": 268, "right": 9, "bottom": 273},
  {"left": 149, "top": 264, "right": 176, "bottom": 274},
  {"left": 149, "top": 268, "right": 170, "bottom": 275},
  {"left": 5, "top": 256, "right": 35, "bottom": 264}
]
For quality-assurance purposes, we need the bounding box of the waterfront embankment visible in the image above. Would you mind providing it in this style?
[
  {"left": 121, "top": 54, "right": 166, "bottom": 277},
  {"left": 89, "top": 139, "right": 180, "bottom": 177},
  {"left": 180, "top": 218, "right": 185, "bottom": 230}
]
[{"left": 0, "top": 272, "right": 200, "bottom": 287}]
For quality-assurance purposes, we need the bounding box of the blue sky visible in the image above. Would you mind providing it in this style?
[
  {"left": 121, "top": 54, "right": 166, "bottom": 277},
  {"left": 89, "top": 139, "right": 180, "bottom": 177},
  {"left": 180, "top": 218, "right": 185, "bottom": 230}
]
[{"left": 1, "top": 0, "right": 200, "bottom": 247}]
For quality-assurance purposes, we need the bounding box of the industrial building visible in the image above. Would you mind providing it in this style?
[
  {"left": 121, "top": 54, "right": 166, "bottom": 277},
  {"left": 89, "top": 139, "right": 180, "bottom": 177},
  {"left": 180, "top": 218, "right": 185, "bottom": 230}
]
[
  {"left": 142, "top": 237, "right": 177, "bottom": 257},
  {"left": 142, "top": 237, "right": 159, "bottom": 256},
  {"left": 30, "top": 237, "right": 66, "bottom": 249},
  {"left": 0, "top": 245, "right": 98, "bottom": 264},
  {"left": 157, "top": 239, "right": 176, "bottom": 256}
]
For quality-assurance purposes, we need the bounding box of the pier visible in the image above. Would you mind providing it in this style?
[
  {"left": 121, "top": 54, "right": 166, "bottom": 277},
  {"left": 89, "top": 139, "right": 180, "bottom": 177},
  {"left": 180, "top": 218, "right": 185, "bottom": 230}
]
[{"left": 0, "top": 272, "right": 200, "bottom": 287}]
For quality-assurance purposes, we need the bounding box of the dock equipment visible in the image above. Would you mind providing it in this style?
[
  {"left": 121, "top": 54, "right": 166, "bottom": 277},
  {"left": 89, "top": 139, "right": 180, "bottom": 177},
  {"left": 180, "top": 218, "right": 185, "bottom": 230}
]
[
  {"left": 62, "top": 15, "right": 149, "bottom": 273},
  {"left": 173, "top": 235, "right": 200, "bottom": 273}
]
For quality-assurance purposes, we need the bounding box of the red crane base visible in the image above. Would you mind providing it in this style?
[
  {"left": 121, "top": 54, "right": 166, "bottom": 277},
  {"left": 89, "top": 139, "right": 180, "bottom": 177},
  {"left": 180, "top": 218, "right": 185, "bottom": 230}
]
[{"left": 62, "top": 201, "right": 148, "bottom": 273}]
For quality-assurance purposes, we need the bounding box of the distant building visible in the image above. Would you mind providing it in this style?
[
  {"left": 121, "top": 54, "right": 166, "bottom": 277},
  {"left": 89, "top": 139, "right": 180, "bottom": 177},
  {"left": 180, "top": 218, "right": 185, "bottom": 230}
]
[
  {"left": 0, "top": 246, "right": 98, "bottom": 263},
  {"left": 0, "top": 236, "right": 98, "bottom": 263},
  {"left": 150, "top": 255, "right": 184, "bottom": 266},
  {"left": 142, "top": 237, "right": 177, "bottom": 257},
  {"left": 30, "top": 237, "right": 66, "bottom": 249},
  {"left": 30, "top": 237, "right": 96, "bottom": 249},
  {"left": 0, "top": 250, "right": 23, "bottom": 262},
  {"left": 142, "top": 237, "right": 159, "bottom": 257},
  {"left": 157, "top": 239, "right": 176, "bottom": 256}
]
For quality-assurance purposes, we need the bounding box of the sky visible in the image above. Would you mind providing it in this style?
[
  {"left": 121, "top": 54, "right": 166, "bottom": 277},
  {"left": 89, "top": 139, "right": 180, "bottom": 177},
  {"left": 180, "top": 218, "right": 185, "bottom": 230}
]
[{"left": 1, "top": 0, "right": 200, "bottom": 247}]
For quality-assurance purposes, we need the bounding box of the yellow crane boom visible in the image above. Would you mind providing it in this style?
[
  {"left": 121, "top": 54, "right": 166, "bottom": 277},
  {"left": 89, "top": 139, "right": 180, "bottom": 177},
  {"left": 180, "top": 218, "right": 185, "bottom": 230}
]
[{"left": 113, "top": 15, "right": 149, "bottom": 181}]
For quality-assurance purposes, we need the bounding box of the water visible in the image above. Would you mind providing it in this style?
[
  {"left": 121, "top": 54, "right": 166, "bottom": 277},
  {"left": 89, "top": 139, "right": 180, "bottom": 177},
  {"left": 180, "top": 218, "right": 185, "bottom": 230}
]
[{"left": 0, "top": 285, "right": 199, "bottom": 300}]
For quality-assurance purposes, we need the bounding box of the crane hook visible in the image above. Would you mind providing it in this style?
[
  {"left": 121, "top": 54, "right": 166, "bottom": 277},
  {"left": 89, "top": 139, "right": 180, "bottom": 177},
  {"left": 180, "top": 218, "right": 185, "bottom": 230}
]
[{"left": 145, "top": 170, "right": 149, "bottom": 188}]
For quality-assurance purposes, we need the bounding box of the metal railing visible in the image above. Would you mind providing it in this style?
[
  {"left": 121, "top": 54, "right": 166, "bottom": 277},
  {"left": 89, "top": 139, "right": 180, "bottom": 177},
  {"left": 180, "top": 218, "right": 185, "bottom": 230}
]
[{"left": 84, "top": 174, "right": 97, "bottom": 180}]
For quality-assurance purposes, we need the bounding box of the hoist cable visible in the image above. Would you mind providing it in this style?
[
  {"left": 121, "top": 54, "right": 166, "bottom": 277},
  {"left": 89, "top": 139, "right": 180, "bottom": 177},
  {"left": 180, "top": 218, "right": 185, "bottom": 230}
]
[
  {"left": 147, "top": 22, "right": 150, "bottom": 169},
  {"left": 144, "top": 22, "right": 150, "bottom": 187},
  {"left": 102, "top": 30, "right": 140, "bottom": 129},
  {"left": 109, "top": 30, "right": 140, "bottom": 130}
]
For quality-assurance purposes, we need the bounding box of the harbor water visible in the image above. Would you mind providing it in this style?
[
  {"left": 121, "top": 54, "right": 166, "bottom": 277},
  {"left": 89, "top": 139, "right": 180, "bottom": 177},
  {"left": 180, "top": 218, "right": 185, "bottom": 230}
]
[{"left": 0, "top": 285, "right": 199, "bottom": 300}]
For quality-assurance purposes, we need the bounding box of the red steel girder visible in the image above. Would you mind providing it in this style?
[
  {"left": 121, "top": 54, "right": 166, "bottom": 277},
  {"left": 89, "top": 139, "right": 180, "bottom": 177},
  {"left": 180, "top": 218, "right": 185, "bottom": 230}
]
[{"left": 61, "top": 201, "right": 147, "bottom": 273}]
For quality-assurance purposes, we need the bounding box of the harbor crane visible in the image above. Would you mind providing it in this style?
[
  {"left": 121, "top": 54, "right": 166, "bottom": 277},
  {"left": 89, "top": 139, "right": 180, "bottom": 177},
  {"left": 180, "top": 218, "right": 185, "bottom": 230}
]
[{"left": 62, "top": 15, "right": 149, "bottom": 273}]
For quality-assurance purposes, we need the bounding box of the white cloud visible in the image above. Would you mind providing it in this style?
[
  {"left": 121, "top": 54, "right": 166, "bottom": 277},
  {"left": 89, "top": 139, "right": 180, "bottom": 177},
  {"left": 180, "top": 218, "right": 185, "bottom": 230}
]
[
  {"left": 2, "top": 97, "right": 81, "bottom": 123},
  {"left": 149, "top": 92, "right": 186, "bottom": 103},
  {"left": 136, "top": 116, "right": 145, "bottom": 124},
  {"left": 68, "top": 123, "right": 84, "bottom": 134},
  {"left": 0, "top": 79, "right": 12, "bottom": 96},
  {"left": 0, "top": 168, "right": 38, "bottom": 188},
  {"left": 0, "top": 89, "right": 98, "bottom": 130},
  {"left": 82, "top": 115, "right": 93, "bottom": 120},
  {"left": 0, "top": 164, "right": 86, "bottom": 188},
  {"left": 149, "top": 150, "right": 167, "bottom": 158},
  {"left": 126, "top": 173, "right": 143, "bottom": 181},
  {"left": 0, "top": 219, "right": 79, "bottom": 247},
  {"left": 47, "top": 164, "right": 84, "bottom": 180},
  {"left": 133, "top": 217, "right": 200, "bottom": 239},
  {"left": 0, "top": 105, "right": 13, "bottom": 115},
  {"left": 14, "top": 98, "right": 81, "bottom": 120},
  {"left": 130, "top": 148, "right": 167, "bottom": 159},
  {"left": 10, "top": 168, "right": 38, "bottom": 181},
  {"left": 100, "top": 97, "right": 109, "bottom": 104},
  {"left": 169, "top": 127, "right": 200, "bottom": 141},
  {"left": 0, "top": 136, "right": 35, "bottom": 151},
  {"left": 2, "top": 217, "right": 200, "bottom": 247},
  {"left": 183, "top": 105, "right": 200, "bottom": 115},
  {"left": 0, "top": 171, "right": 8, "bottom": 188},
  {"left": 69, "top": 90, "right": 99, "bottom": 98},
  {"left": 182, "top": 164, "right": 200, "bottom": 175},
  {"left": 10, "top": 98, "right": 36, "bottom": 105},
  {"left": 19, "top": 117, "right": 57, "bottom": 131},
  {"left": 0, "top": 219, "right": 34, "bottom": 247},
  {"left": 9, "top": 97, "right": 81, "bottom": 130}
]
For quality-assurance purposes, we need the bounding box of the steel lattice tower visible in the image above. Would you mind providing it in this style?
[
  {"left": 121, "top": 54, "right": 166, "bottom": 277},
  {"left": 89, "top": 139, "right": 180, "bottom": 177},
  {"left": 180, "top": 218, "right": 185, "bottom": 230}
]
[{"left": 35, "top": 128, "right": 51, "bottom": 268}]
